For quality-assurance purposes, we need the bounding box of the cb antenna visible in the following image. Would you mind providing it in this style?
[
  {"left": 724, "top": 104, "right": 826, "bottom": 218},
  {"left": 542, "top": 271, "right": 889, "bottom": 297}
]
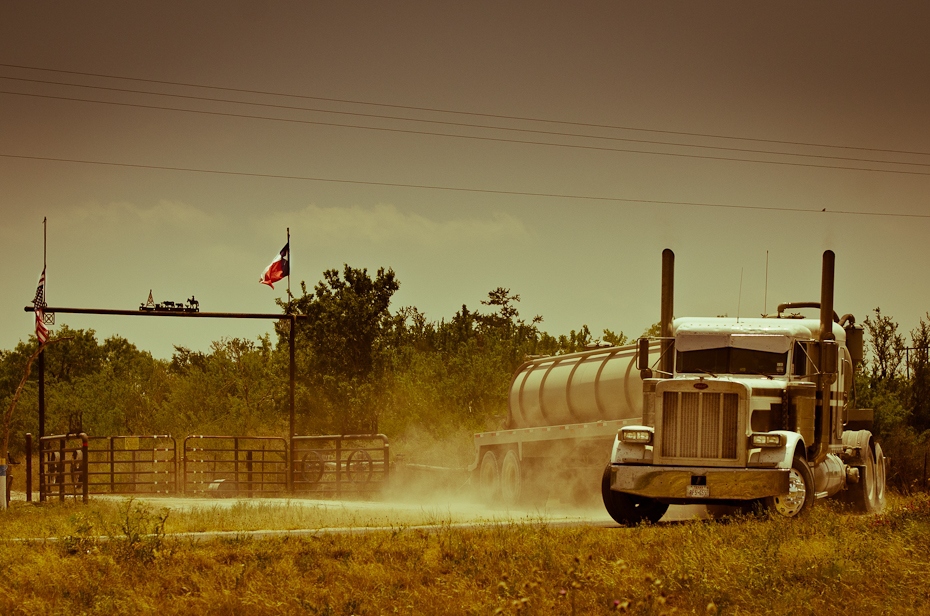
[
  {"left": 736, "top": 267, "right": 744, "bottom": 322},
  {"left": 764, "top": 250, "right": 769, "bottom": 316}
]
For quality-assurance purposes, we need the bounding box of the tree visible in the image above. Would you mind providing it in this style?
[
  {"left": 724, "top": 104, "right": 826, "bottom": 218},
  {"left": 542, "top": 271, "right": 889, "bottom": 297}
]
[
  {"left": 864, "top": 307, "right": 906, "bottom": 389},
  {"left": 907, "top": 314, "right": 930, "bottom": 434},
  {"left": 281, "top": 265, "right": 400, "bottom": 434}
]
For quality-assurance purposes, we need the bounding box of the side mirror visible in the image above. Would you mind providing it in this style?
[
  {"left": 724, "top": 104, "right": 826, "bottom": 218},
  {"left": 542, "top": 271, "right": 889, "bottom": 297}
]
[{"left": 637, "top": 338, "right": 650, "bottom": 370}]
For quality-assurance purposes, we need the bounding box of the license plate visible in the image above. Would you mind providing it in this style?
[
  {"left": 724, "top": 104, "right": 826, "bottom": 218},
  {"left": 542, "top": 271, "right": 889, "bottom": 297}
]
[{"left": 687, "top": 485, "right": 709, "bottom": 498}]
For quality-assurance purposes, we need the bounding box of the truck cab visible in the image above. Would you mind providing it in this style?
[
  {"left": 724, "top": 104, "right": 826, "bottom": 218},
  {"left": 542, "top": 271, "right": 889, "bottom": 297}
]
[{"left": 602, "top": 252, "right": 886, "bottom": 524}]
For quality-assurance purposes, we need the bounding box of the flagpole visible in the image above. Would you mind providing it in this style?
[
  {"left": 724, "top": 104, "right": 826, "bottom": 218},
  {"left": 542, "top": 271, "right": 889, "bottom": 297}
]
[
  {"left": 38, "top": 217, "right": 46, "bottom": 501},
  {"left": 286, "top": 226, "right": 295, "bottom": 492}
]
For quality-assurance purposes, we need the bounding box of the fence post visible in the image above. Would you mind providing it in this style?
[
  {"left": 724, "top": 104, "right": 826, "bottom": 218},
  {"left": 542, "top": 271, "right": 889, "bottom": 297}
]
[
  {"left": 39, "top": 437, "right": 46, "bottom": 503},
  {"left": 247, "top": 449, "right": 253, "bottom": 498},
  {"left": 24, "top": 433, "right": 33, "bottom": 503},
  {"left": 335, "top": 437, "right": 342, "bottom": 498},
  {"left": 109, "top": 437, "right": 115, "bottom": 494},
  {"left": 172, "top": 437, "right": 178, "bottom": 495},
  {"left": 81, "top": 433, "right": 89, "bottom": 504},
  {"left": 58, "top": 438, "right": 65, "bottom": 502}
]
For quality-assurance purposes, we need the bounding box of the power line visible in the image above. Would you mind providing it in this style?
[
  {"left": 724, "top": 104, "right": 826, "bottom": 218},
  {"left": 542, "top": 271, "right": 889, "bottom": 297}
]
[
  {"left": 3, "top": 74, "right": 928, "bottom": 170},
  {"left": 2, "top": 62, "right": 927, "bottom": 158},
  {"left": 4, "top": 90, "right": 930, "bottom": 178},
  {"left": 3, "top": 152, "right": 928, "bottom": 219}
]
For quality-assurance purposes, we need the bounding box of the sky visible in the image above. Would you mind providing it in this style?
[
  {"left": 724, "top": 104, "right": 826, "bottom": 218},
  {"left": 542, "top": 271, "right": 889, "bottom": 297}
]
[{"left": 1, "top": 2, "right": 928, "bottom": 359}]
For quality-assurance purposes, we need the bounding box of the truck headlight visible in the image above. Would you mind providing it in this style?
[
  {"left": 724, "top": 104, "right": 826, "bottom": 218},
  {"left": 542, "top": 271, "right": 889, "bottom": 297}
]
[
  {"left": 620, "top": 428, "right": 653, "bottom": 444},
  {"left": 750, "top": 433, "right": 785, "bottom": 448}
]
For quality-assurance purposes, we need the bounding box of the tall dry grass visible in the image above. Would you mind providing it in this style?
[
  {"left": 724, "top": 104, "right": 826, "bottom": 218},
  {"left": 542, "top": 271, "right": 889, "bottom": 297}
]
[{"left": 1, "top": 494, "right": 928, "bottom": 615}]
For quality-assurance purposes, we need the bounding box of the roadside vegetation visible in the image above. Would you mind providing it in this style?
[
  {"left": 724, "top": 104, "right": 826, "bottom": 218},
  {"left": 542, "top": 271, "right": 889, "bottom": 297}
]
[
  {"left": 0, "top": 493, "right": 928, "bottom": 615},
  {"left": 2, "top": 265, "right": 928, "bottom": 484},
  {"left": 1, "top": 263, "right": 929, "bottom": 613}
]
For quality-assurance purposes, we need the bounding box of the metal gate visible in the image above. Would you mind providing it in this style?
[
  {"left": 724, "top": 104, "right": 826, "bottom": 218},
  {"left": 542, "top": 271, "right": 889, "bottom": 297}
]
[
  {"left": 183, "top": 435, "right": 288, "bottom": 496},
  {"left": 38, "top": 433, "right": 88, "bottom": 503},
  {"left": 292, "top": 434, "right": 390, "bottom": 496},
  {"left": 85, "top": 435, "right": 178, "bottom": 494}
]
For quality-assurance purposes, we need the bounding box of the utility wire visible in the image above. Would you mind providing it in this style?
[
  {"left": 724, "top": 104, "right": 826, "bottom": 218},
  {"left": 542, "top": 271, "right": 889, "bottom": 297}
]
[
  {"left": 2, "top": 62, "right": 927, "bottom": 158},
  {"left": 3, "top": 90, "right": 929, "bottom": 178},
  {"left": 3, "top": 153, "right": 928, "bottom": 219},
  {"left": 3, "top": 74, "right": 927, "bottom": 169}
]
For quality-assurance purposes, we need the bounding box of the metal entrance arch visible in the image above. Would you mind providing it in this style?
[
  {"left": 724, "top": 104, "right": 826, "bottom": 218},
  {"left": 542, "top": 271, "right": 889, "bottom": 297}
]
[{"left": 24, "top": 303, "right": 307, "bottom": 496}]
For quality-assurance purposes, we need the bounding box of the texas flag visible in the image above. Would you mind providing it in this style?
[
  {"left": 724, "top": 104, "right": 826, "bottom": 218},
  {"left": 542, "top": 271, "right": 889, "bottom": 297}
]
[{"left": 259, "top": 243, "right": 289, "bottom": 289}]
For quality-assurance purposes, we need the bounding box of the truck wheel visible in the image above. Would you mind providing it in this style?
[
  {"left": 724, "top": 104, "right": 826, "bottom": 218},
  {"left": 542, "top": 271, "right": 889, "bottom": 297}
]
[
  {"left": 873, "top": 443, "right": 887, "bottom": 512},
  {"left": 763, "top": 455, "right": 814, "bottom": 518},
  {"left": 500, "top": 450, "right": 522, "bottom": 506},
  {"left": 601, "top": 465, "right": 669, "bottom": 525},
  {"left": 848, "top": 442, "right": 884, "bottom": 513},
  {"left": 479, "top": 451, "right": 500, "bottom": 502}
]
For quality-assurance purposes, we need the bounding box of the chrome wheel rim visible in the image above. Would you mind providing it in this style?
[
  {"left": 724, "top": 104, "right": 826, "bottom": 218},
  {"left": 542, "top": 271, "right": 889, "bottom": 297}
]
[{"left": 773, "top": 467, "right": 807, "bottom": 517}]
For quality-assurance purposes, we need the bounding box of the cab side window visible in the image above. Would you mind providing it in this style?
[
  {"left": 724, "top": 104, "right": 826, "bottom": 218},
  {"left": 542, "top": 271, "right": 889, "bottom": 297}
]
[{"left": 793, "top": 342, "right": 808, "bottom": 377}]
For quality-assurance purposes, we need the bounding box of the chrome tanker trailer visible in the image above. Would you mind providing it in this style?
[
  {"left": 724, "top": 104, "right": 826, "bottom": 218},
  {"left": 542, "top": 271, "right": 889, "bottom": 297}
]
[
  {"left": 602, "top": 249, "right": 887, "bottom": 524},
  {"left": 470, "top": 337, "right": 659, "bottom": 505}
]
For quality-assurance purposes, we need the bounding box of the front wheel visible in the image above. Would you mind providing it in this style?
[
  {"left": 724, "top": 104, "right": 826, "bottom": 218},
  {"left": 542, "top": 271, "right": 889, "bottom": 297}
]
[
  {"left": 601, "top": 465, "right": 669, "bottom": 525},
  {"left": 762, "top": 455, "right": 814, "bottom": 518}
]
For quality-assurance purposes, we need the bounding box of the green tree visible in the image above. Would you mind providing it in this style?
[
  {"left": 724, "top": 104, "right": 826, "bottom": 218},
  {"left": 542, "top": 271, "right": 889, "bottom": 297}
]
[
  {"left": 907, "top": 314, "right": 930, "bottom": 434},
  {"left": 281, "top": 265, "right": 399, "bottom": 435},
  {"left": 864, "top": 307, "right": 906, "bottom": 388}
]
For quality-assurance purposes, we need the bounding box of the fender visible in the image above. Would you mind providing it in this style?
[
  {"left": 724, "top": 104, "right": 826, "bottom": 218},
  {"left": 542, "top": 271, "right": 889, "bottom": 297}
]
[
  {"left": 609, "top": 426, "right": 654, "bottom": 464},
  {"left": 753, "top": 430, "right": 806, "bottom": 468}
]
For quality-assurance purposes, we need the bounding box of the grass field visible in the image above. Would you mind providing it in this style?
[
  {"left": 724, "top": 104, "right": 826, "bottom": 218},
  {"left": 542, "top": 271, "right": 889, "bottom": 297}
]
[{"left": 1, "top": 493, "right": 928, "bottom": 615}]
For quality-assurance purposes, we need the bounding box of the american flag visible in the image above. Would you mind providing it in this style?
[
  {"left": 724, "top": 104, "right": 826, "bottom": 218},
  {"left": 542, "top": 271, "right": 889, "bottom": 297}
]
[{"left": 33, "top": 267, "right": 49, "bottom": 344}]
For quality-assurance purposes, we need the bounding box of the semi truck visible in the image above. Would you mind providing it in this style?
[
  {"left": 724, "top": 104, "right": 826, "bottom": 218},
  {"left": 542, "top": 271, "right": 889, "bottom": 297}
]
[{"left": 602, "top": 249, "right": 886, "bottom": 523}]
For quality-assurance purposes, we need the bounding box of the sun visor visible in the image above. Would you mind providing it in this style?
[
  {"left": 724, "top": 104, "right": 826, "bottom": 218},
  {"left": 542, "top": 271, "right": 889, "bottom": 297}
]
[
  {"left": 676, "top": 334, "right": 728, "bottom": 352},
  {"left": 677, "top": 333, "right": 791, "bottom": 353}
]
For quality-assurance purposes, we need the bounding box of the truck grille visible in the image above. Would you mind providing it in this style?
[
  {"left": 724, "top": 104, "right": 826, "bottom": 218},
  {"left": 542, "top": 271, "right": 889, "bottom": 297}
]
[{"left": 661, "top": 391, "right": 739, "bottom": 460}]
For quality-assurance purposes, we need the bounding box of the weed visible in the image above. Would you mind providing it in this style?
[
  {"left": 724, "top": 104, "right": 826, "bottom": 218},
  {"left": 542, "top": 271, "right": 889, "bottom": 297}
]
[{"left": 108, "top": 497, "right": 170, "bottom": 563}]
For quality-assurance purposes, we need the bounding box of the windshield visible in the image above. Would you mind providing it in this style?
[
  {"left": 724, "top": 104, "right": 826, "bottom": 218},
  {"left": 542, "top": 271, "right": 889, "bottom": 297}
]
[{"left": 677, "top": 347, "right": 788, "bottom": 376}]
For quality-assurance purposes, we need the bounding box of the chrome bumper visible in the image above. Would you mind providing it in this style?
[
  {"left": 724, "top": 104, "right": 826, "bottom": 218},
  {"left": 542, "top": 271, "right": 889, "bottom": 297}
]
[{"left": 610, "top": 465, "right": 790, "bottom": 501}]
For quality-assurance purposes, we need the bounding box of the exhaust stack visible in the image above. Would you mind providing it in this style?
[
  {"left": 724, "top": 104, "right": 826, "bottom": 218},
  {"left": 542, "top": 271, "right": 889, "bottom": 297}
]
[
  {"left": 820, "top": 250, "right": 836, "bottom": 346},
  {"left": 812, "top": 250, "right": 837, "bottom": 464},
  {"left": 660, "top": 249, "right": 675, "bottom": 376}
]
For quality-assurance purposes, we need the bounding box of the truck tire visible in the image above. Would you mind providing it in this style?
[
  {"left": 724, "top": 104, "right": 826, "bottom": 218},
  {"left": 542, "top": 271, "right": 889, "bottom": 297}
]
[
  {"left": 601, "top": 465, "right": 669, "bottom": 525},
  {"left": 479, "top": 450, "right": 500, "bottom": 502},
  {"left": 873, "top": 443, "right": 887, "bottom": 512},
  {"left": 500, "top": 450, "right": 522, "bottom": 506},
  {"left": 762, "top": 455, "right": 814, "bottom": 518},
  {"left": 848, "top": 441, "right": 885, "bottom": 513}
]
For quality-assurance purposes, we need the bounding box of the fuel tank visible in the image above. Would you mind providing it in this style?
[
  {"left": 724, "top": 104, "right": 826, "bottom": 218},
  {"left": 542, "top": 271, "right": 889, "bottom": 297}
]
[{"left": 508, "top": 341, "right": 658, "bottom": 429}]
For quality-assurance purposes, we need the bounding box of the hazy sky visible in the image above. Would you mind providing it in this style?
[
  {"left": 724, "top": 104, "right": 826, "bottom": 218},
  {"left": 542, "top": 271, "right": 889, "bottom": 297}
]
[{"left": 2, "top": 2, "right": 928, "bottom": 359}]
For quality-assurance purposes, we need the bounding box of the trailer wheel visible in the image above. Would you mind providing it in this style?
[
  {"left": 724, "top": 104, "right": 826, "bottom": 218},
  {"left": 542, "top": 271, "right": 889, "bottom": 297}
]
[
  {"left": 479, "top": 451, "right": 500, "bottom": 502},
  {"left": 763, "top": 455, "right": 814, "bottom": 518},
  {"left": 601, "top": 465, "right": 668, "bottom": 525},
  {"left": 500, "top": 450, "right": 522, "bottom": 506}
]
